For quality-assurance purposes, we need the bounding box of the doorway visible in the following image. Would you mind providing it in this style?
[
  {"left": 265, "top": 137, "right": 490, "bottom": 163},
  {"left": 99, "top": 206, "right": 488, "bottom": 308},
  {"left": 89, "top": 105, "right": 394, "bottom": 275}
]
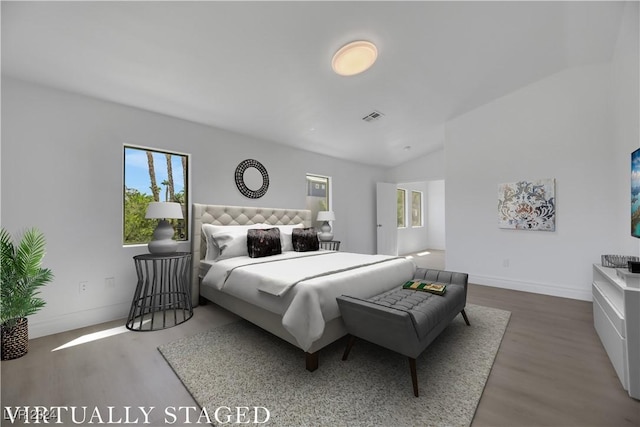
[{"left": 376, "top": 180, "right": 445, "bottom": 260}]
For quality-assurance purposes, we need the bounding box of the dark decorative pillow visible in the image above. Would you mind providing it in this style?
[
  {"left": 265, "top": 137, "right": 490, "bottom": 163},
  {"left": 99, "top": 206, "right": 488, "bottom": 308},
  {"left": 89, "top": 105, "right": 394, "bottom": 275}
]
[
  {"left": 247, "top": 228, "right": 282, "bottom": 258},
  {"left": 292, "top": 227, "right": 319, "bottom": 252}
]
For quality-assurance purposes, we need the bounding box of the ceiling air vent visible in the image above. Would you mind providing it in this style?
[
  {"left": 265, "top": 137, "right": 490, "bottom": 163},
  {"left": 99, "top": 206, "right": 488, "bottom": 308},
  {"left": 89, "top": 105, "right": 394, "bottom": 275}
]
[{"left": 362, "top": 110, "right": 384, "bottom": 122}]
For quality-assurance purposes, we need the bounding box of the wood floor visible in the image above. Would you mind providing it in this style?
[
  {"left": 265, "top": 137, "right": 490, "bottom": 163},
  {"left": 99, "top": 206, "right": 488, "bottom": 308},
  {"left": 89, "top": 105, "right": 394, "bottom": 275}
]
[
  {"left": 469, "top": 284, "right": 639, "bottom": 426},
  {"left": 2, "top": 284, "right": 639, "bottom": 426}
]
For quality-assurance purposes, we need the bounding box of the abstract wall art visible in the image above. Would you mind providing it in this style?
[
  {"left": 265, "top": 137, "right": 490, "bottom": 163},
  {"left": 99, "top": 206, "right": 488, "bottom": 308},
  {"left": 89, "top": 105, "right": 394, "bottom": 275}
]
[
  {"left": 631, "top": 148, "right": 640, "bottom": 238},
  {"left": 498, "top": 178, "right": 556, "bottom": 231}
]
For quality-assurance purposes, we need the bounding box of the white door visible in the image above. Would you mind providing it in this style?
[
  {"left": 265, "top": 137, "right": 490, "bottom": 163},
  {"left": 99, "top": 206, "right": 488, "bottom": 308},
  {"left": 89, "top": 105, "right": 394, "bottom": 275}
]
[{"left": 376, "top": 182, "right": 398, "bottom": 255}]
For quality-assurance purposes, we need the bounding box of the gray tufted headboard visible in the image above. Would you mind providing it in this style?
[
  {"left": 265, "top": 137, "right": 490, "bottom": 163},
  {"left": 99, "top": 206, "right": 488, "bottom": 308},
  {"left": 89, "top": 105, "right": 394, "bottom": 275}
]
[{"left": 190, "top": 203, "right": 312, "bottom": 306}]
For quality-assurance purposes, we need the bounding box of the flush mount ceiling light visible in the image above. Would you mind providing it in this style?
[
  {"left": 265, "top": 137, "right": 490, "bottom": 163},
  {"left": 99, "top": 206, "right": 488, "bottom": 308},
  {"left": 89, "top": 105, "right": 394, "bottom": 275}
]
[{"left": 331, "top": 40, "right": 378, "bottom": 76}]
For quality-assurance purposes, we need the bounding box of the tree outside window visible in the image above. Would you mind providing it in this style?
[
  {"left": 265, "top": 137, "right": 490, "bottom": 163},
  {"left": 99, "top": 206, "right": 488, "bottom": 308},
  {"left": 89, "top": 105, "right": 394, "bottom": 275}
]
[
  {"left": 412, "top": 191, "right": 423, "bottom": 227},
  {"left": 123, "top": 146, "right": 189, "bottom": 245},
  {"left": 397, "top": 189, "right": 406, "bottom": 228}
]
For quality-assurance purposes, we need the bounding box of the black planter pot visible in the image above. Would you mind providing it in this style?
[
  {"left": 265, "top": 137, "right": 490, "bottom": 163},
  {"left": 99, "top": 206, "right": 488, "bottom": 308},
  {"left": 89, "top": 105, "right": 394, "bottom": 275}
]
[{"left": 1, "top": 317, "right": 28, "bottom": 360}]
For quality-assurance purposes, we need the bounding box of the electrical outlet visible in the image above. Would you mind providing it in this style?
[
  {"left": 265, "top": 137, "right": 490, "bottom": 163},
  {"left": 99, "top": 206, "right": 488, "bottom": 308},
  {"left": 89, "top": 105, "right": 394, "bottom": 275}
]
[
  {"left": 503, "top": 259, "right": 510, "bottom": 268},
  {"left": 78, "top": 281, "right": 88, "bottom": 293},
  {"left": 105, "top": 277, "right": 115, "bottom": 289}
]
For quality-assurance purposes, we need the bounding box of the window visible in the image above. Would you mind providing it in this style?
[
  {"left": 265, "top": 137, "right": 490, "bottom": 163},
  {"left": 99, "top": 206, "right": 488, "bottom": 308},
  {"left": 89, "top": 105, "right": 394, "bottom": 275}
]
[
  {"left": 397, "top": 189, "right": 406, "bottom": 228},
  {"left": 306, "top": 174, "right": 331, "bottom": 226},
  {"left": 412, "top": 191, "right": 423, "bottom": 227},
  {"left": 123, "top": 146, "right": 189, "bottom": 245}
]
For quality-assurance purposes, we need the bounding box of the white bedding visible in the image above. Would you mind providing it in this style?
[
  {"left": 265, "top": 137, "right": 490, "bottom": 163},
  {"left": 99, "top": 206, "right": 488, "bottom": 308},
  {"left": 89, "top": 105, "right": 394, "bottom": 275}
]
[{"left": 201, "top": 251, "right": 416, "bottom": 350}]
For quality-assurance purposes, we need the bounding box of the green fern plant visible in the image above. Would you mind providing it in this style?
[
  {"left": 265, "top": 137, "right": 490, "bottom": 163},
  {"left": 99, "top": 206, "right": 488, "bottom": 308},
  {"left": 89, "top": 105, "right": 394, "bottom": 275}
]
[{"left": 1, "top": 228, "right": 53, "bottom": 327}]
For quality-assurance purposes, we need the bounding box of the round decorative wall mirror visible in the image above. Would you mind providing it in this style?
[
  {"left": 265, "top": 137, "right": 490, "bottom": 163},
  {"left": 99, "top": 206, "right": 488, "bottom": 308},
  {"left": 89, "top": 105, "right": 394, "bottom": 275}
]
[{"left": 234, "top": 159, "right": 269, "bottom": 199}]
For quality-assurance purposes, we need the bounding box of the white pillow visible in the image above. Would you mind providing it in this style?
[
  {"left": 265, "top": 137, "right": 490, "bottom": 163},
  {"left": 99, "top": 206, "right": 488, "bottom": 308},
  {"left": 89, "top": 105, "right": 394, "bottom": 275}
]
[
  {"left": 202, "top": 224, "right": 267, "bottom": 260},
  {"left": 211, "top": 230, "right": 251, "bottom": 260},
  {"left": 277, "top": 223, "right": 304, "bottom": 251}
]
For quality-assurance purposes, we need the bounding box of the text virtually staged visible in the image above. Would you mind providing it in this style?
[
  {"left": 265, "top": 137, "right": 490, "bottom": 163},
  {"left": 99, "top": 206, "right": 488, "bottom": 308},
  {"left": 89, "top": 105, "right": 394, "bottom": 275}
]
[{"left": 3, "top": 405, "right": 271, "bottom": 425}]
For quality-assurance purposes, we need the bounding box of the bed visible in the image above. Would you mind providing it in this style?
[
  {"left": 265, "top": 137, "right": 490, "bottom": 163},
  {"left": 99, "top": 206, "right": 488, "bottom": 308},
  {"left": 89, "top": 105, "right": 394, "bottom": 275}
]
[{"left": 191, "top": 203, "right": 416, "bottom": 371}]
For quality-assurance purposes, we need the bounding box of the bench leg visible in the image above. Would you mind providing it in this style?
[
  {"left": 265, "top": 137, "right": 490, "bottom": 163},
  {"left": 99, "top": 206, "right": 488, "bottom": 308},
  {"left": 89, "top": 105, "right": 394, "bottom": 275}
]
[
  {"left": 306, "top": 352, "right": 319, "bottom": 372},
  {"left": 342, "top": 334, "right": 357, "bottom": 361},
  {"left": 409, "top": 357, "right": 419, "bottom": 397},
  {"left": 461, "top": 309, "right": 470, "bottom": 326}
]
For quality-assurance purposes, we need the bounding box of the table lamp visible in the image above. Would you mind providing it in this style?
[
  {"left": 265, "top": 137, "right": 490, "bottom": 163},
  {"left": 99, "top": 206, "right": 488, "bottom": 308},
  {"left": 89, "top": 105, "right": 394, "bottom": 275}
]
[
  {"left": 145, "top": 202, "right": 184, "bottom": 254},
  {"left": 317, "top": 211, "right": 335, "bottom": 241}
]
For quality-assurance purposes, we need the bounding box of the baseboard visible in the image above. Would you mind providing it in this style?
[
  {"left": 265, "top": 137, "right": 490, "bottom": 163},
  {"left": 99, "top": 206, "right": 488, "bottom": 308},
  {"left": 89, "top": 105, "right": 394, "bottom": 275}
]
[
  {"left": 28, "top": 302, "right": 131, "bottom": 339},
  {"left": 470, "top": 274, "right": 592, "bottom": 302}
]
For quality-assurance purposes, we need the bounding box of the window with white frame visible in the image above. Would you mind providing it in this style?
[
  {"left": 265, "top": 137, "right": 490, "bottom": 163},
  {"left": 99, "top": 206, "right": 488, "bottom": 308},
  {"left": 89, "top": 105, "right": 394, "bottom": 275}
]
[
  {"left": 411, "top": 191, "right": 423, "bottom": 227},
  {"left": 397, "top": 189, "right": 406, "bottom": 228},
  {"left": 123, "top": 145, "right": 189, "bottom": 245},
  {"left": 306, "top": 174, "right": 331, "bottom": 226}
]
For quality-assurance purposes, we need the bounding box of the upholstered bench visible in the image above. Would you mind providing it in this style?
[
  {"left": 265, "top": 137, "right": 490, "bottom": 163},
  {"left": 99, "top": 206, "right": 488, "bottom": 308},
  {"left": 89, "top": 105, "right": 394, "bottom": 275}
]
[{"left": 336, "top": 268, "right": 470, "bottom": 397}]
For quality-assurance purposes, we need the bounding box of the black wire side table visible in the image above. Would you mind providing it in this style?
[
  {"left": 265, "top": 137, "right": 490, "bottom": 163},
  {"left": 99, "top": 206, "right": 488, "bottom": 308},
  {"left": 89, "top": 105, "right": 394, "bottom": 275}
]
[
  {"left": 126, "top": 252, "right": 193, "bottom": 331},
  {"left": 319, "top": 240, "right": 341, "bottom": 251}
]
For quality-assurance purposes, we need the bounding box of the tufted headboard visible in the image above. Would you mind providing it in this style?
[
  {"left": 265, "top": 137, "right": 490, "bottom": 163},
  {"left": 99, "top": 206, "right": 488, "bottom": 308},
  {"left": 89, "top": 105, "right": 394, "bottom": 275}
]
[{"left": 190, "top": 203, "right": 312, "bottom": 306}]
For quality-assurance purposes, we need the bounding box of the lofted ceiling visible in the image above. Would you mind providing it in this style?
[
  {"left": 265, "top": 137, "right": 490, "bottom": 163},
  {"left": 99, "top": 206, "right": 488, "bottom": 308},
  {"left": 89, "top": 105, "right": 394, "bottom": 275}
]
[{"left": 1, "top": 1, "right": 627, "bottom": 167}]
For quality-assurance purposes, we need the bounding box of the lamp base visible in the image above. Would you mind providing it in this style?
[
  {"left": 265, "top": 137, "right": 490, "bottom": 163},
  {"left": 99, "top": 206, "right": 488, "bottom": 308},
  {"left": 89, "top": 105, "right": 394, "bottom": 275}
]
[
  {"left": 318, "top": 221, "right": 333, "bottom": 242},
  {"left": 148, "top": 220, "right": 178, "bottom": 254}
]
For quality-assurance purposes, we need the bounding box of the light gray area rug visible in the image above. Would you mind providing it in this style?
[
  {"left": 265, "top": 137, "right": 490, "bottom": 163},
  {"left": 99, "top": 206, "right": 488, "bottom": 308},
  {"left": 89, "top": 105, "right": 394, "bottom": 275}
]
[{"left": 159, "top": 304, "right": 510, "bottom": 427}]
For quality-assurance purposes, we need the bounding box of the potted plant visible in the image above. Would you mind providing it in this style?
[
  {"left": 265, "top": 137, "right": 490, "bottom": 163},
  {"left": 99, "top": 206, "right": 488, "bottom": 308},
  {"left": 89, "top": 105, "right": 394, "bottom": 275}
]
[{"left": 1, "top": 227, "right": 53, "bottom": 360}]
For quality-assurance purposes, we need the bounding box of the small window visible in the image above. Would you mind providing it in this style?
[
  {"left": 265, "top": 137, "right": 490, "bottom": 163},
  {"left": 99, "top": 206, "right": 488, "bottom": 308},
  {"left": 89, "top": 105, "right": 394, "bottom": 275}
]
[
  {"left": 397, "top": 189, "right": 406, "bottom": 228},
  {"left": 123, "top": 146, "right": 189, "bottom": 245},
  {"left": 306, "top": 174, "right": 331, "bottom": 226},
  {"left": 412, "top": 191, "right": 423, "bottom": 227}
]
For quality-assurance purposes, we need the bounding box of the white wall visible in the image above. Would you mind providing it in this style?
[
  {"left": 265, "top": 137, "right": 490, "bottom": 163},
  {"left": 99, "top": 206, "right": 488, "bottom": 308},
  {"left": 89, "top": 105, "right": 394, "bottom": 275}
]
[
  {"left": 1, "top": 77, "right": 387, "bottom": 338},
  {"left": 612, "top": 1, "right": 640, "bottom": 255},
  {"left": 445, "top": 63, "right": 618, "bottom": 301},
  {"left": 388, "top": 2, "right": 638, "bottom": 299},
  {"left": 426, "top": 180, "right": 445, "bottom": 250},
  {"left": 442, "top": 3, "right": 638, "bottom": 301},
  {"left": 387, "top": 148, "right": 445, "bottom": 183}
]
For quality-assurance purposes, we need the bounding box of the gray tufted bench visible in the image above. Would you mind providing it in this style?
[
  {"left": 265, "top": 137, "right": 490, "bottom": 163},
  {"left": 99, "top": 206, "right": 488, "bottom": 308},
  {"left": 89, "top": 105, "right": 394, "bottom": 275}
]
[{"left": 336, "top": 268, "right": 470, "bottom": 397}]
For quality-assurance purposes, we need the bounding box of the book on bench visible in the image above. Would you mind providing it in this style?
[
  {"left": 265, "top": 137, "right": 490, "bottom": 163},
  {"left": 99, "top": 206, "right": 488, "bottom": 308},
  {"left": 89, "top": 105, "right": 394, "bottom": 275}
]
[{"left": 402, "top": 280, "right": 446, "bottom": 295}]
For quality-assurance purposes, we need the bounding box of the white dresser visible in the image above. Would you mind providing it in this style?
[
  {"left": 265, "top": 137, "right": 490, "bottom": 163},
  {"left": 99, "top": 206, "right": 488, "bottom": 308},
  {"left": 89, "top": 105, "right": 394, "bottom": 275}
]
[{"left": 592, "top": 264, "right": 640, "bottom": 400}]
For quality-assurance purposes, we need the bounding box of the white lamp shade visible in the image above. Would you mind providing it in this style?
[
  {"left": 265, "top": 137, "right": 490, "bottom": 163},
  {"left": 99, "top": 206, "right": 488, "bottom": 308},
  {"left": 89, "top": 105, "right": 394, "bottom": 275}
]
[
  {"left": 317, "top": 211, "right": 335, "bottom": 222},
  {"left": 145, "top": 202, "right": 184, "bottom": 219}
]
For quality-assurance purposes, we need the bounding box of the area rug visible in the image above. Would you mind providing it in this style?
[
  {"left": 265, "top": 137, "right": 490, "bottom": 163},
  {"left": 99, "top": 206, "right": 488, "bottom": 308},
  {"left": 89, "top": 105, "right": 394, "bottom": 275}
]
[{"left": 158, "top": 304, "right": 510, "bottom": 427}]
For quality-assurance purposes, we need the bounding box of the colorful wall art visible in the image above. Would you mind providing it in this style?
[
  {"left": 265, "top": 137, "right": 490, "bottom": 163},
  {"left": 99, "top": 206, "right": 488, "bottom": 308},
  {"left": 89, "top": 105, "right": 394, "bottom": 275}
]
[
  {"left": 631, "top": 149, "right": 640, "bottom": 238},
  {"left": 498, "top": 179, "right": 556, "bottom": 231}
]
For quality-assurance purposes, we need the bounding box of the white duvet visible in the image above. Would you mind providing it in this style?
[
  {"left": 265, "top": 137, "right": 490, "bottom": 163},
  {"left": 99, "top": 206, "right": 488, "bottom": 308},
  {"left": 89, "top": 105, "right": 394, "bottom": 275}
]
[{"left": 201, "top": 251, "right": 416, "bottom": 350}]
